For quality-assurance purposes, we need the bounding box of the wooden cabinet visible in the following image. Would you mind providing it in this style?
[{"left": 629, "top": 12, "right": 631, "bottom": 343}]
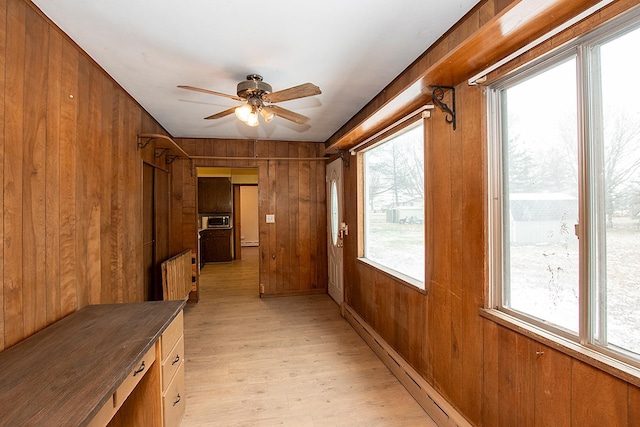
[
  {"left": 160, "top": 311, "right": 185, "bottom": 427},
  {"left": 0, "top": 301, "right": 185, "bottom": 427},
  {"left": 198, "top": 177, "right": 232, "bottom": 213},
  {"left": 200, "top": 229, "right": 233, "bottom": 263}
]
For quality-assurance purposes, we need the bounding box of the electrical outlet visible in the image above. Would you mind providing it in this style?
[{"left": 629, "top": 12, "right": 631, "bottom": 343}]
[{"left": 266, "top": 214, "right": 275, "bottom": 223}]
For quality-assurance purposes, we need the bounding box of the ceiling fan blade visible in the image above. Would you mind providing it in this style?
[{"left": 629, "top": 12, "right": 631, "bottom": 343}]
[
  {"left": 265, "top": 83, "right": 321, "bottom": 103},
  {"left": 204, "top": 106, "right": 237, "bottom": 120},
  {"left": 178, "top": 85, "right": 244, "bottom": 101},
  {"left": 265, "top": 105, "right": 310, "bottom": 125}
]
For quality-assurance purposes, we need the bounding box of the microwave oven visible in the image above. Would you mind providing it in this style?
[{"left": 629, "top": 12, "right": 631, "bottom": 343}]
[{"left": 207, "top": 215, "right": 231, "bottom": 228}]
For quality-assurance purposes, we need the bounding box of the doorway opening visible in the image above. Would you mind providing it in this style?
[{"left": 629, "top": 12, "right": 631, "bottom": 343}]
[{"left": 196, "top": 167, "right": 258, "bottom": 268}]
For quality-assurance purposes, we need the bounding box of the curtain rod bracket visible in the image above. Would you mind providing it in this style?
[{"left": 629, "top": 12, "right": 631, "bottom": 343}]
[
  {"left": 340, "top": 150, "right": 350, "bottom": 168},
  {"left": 429, "top": 85, "right": 456, "bottom": 130}
]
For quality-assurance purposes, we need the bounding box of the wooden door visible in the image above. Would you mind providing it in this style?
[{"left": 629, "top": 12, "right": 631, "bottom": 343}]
[
  {"left": 326, "top": 158, "right": 344, "bottom": 304},
  {"left": 142, "top": 163, "right": 170, "bottom": 301}
]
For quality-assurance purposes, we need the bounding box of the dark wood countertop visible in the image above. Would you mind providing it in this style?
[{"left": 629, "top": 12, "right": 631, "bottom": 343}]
[{"left": 0, "top": 300, "right": 185, "bottom": 426}]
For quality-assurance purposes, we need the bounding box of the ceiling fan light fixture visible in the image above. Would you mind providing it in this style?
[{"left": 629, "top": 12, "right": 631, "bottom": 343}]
[
  {"left": 245, "top": 110, "right": 259, "bottom": 127},
  {"left": 234, "top": 104, "right": 252, "bottom": 122},
  {"left": 260, "top": 107, "right": 275, "bottom": 123},
  {"left": 180, "top": 75, "right": 319, "bottom": 126}
]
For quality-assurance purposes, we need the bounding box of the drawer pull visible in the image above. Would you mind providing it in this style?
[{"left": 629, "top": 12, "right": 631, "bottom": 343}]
[
  {"left": 172, "top": 354, "right": 181, "bottom": 365},
  {"left": 133, "top": 361, "right": 145, "bottom": 376},
  {"left": 173, "top": 393, "right": 181, "bottom": 406}
]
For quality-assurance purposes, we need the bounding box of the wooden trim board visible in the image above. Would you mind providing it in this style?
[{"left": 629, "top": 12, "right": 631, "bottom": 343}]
[{"left": 343, "top": 303, "right": 473, "bottom": 427}]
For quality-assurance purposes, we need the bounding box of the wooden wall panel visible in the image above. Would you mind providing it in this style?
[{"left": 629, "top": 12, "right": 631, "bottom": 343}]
[
  {"left": 534, "top": 343, "right": 571, "bottom": 427},
  {"left": 171, "top": 138, "right": 327, "bottom": 297},
  {"left": 0, "top": 0, "right": 6, "bottom": 351},
  {"left": 299, "top": 143, "right": 311, "bottom": 292},
  {"left": 0, "top": 0, "right": 172, "bottom": 351},
  {"left": 58, "top": 36, "right": 79, "bottom": 318},
  {"left": 482, "top": 320, "right": 500, "bottom": 425},
  {"left": 23, "top": 3, "right": 48, "bottom": 338},
  {"left": 571, "top": 361, "right": 628, "bottom": 426},
  {"left": 4, "top": 0, "right": 26, "bottom": 348},
  {"left": 45, "top": 25, "right": 62, "bottom": 324},
  {"left": 457, "top": 83, "right": 485, "bottom": 422},
  {"left": 100, "top": 78, "right": 114, "bottom": 304},
  {"left": 630, "top": 384, "right": 640, "bottom": 426},
  {"left": 287, "top": 144, "right": 300, "bottom": 292},
  {"left": 110, "top": 90, "right": 125, "bottom": 304}
]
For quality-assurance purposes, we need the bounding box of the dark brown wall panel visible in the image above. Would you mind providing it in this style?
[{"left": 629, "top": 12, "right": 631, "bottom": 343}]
[
  {"left": 172, "top": 138, "right": 327, "bottom": 297},
  {"left": 0, "top": 0, "right": 172, "bottom": 350}
]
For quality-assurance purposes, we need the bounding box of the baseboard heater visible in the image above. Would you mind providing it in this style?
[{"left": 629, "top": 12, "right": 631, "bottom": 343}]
[{"left": 343, "top": 304, "right": 473, "bottom": 427}]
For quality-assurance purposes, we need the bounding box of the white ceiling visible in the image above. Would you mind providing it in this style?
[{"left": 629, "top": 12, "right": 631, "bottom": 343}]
[{"left": 32, "top": 0, "right": 478, "bottom": 142}]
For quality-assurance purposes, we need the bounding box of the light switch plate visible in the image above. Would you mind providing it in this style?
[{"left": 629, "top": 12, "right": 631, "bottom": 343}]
[{"left": 266, "top": 214, "right": 275, "bottom": 223}]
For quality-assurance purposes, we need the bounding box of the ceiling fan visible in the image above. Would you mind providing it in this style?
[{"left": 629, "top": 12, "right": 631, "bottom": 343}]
[{"left": 178, "top": 74, "right": 321, "bottom": 127}]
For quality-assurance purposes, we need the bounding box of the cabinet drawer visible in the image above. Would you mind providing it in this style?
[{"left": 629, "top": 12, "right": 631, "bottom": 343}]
[
  {"left": 161, "top": 311, "right": 183, "bottom": 360},
  {"left": 163, "top": 364, "right": 185, "bottom": 427},
  {"left": 114, "top": 345, "right": 155, "bottom": 408},
  {"left": 88, "top": 394, "right": 115, "bottom": 427},
  {"left": 162, "top": 335, "right": 184, "bottom": 391}
]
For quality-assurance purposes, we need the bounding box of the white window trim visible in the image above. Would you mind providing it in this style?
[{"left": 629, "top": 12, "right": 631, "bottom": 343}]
[
  {"left": 356, "top": 257, "right": 426, "bottom": 292},
  {"left": 485, "top": 8, "right": 640, "bottom": 386},
  {"left": 358, "top": 117, "right": 426, "bottom": 289}
]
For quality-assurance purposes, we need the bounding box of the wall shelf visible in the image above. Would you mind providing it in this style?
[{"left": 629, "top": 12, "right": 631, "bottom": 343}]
[
  {"left": 137, "top": 133, "right": 191, "bottom": 164},
  {"left": 325, "top": 0, "right": 614, "bottom": 153}
]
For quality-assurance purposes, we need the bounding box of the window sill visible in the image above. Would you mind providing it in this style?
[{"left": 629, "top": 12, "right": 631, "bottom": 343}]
[
  {"left": 356, "top": 257, "right": 426, "bottom": 294},
  {"left": 479, "top": 308, "right": 640, "bottom": 388}
]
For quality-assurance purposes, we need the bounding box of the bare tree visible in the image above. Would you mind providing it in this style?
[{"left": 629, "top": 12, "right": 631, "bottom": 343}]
[
  {"left": 365, "top": 125, "right": 424, "bottom": 211},
  {"left": 602, "top": 112, "right": 640, "bottom": 226}
]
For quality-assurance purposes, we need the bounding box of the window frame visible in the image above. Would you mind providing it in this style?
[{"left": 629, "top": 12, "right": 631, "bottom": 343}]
[
  {"left": 488, "top": 50, "right": 582, "bottom": 343},
  {"left": 356, "top": 115, "right": 426, "bottom": 291},
  {"left": 485, "top": 8, "right": 640, "bottom": 383}
]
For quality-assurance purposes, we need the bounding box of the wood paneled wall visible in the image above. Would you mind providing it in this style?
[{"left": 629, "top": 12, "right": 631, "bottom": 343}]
[
  {"left": 0, "top": 0, "right": 170, "bottom": 351},
  {"left": 171, "top": 138, "right": 327, "bottom": 298},
  {"left": 341, "top": 0, "right": 640, "bottom": 425}
]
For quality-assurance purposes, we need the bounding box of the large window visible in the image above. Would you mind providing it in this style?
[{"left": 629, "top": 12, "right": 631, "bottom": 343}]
[
  {"left": 488, "top": 16, "right": 640, "bottom": 369},
  {"left": 362, "top": 121, "right": 424, "bottom": 287}
]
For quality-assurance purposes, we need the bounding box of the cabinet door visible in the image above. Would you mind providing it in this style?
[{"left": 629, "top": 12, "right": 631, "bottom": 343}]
[
  {"left": 200, "top": 230, "right": 233, "bottom": 263},
  {"left": 213, "top": 230, "right": 232, "bottom": 262},
  {"left": 200, "top": 232, "right": 217, "bottom": 263},
  {"left": 198, "top": 177, "right": 232, "bottom": 213}
]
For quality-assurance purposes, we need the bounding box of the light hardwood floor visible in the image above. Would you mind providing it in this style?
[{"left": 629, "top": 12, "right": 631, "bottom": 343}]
[{"left": 181, "top": 247, "right": 436, "bottom": 426}]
